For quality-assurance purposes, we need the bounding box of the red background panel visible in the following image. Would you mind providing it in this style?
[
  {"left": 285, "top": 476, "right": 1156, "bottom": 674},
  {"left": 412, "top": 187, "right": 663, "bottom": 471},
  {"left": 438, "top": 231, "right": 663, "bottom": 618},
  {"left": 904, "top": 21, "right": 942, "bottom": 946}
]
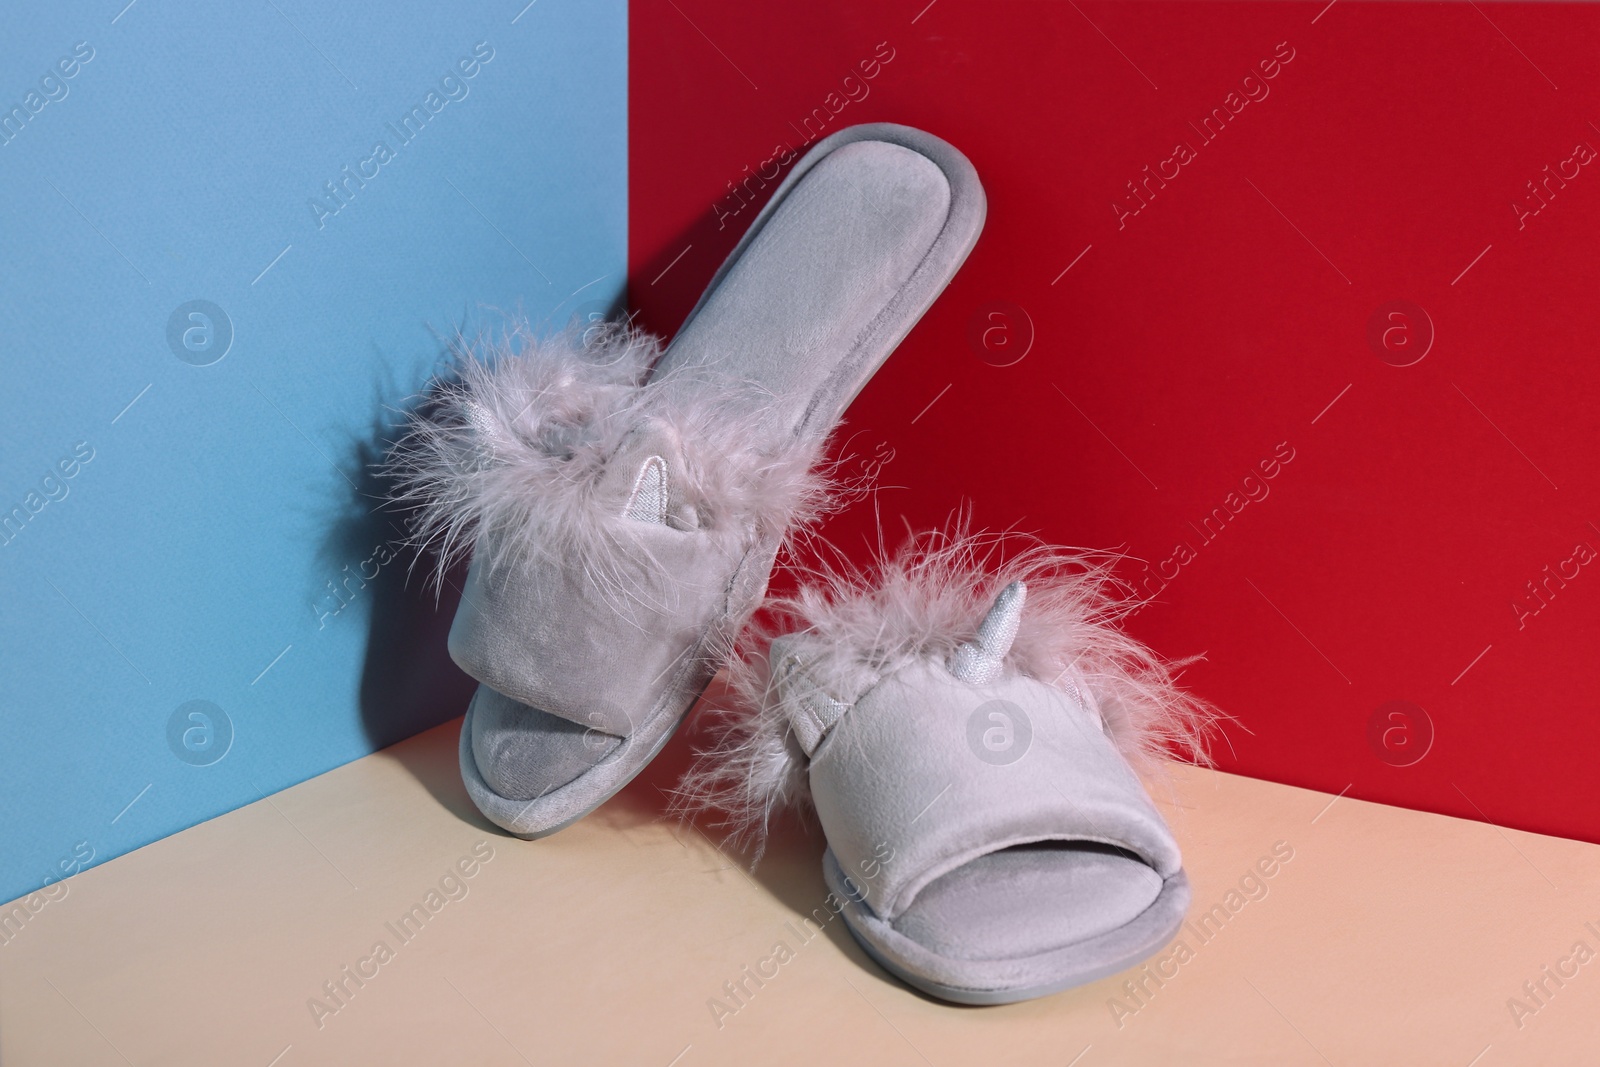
[{"left": 629, "top": 2, "right": 1600, "bottom": 842}]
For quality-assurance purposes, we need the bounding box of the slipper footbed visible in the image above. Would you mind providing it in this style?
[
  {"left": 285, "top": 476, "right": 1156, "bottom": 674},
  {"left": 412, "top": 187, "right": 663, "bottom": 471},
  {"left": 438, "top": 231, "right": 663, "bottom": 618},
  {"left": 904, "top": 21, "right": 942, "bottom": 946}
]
[{"left": 889, "top": 841, "right": 1164, "bottom": 963}]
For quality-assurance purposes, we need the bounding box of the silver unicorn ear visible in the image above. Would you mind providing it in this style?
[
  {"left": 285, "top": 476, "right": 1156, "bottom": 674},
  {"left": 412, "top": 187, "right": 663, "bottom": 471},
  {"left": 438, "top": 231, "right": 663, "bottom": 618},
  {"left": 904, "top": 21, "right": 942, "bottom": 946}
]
[
  {"left": 622, "top": 455, "right": 669, "bottom": 525},
  {"left": 948, "top": 580, "right": 1026, "bottom": 684},
  {"left": 771, "top": 638, "right": 851, "bottom": 756},
  {"left": 1055, "top": 667, "right": 1107, "bottom": 734},
  {"left": 462, "top": 398, "right": 506, "bottom": 468}
]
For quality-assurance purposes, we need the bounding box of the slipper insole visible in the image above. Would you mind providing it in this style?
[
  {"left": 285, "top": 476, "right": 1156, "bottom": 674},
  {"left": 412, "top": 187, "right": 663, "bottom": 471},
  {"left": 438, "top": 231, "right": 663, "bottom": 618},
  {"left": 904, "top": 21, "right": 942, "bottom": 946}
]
[
  {"left": 471, "top": 687, "right": 621, "bottom": 801},
  {"left": 889, "top": 842, "right": 1164, "bottom": 963},
  {"left": 652, "top": 139, "right": 952, "bottom": 436}
]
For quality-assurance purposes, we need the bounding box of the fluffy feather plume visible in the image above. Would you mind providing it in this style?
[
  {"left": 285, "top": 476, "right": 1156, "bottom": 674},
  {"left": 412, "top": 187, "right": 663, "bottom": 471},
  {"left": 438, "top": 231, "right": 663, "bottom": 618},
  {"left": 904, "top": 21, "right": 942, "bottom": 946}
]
[
  {"left": 676, "top": 526, "right": 1222, "bottom": 857},
  {"left": 383, "top": 317, "right": 841, "bottom": 592}
]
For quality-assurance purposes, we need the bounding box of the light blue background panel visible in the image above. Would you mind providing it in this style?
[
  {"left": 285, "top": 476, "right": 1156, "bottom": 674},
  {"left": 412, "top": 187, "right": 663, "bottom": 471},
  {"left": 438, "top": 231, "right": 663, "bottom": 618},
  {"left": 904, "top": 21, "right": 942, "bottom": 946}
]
[{"left": 0, "top": 1, "right": 627, "bottom": 904}]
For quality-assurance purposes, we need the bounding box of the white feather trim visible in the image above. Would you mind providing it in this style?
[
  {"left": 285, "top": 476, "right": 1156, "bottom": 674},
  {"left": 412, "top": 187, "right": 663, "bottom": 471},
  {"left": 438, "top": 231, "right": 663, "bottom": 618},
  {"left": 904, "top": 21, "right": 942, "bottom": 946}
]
[
  {"left": 676, "top": 526, "right": 1222, "bottom": 858},
  {"left": 384, "top": 318, "right": 840, "bottom": 591}
]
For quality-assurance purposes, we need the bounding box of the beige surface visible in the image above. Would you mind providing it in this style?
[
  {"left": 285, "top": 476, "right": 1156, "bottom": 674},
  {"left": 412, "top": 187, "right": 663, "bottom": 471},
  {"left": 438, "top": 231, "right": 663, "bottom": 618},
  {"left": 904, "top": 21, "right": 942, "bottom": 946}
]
[{"left": 3, "top": 714, "right": 1599, "bottom": 1067}]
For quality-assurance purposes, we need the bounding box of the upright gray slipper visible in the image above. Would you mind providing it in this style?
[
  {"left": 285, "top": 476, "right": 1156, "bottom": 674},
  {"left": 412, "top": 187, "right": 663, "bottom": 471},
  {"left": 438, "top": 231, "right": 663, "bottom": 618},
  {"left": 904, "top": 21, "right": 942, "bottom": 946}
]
[
  {"left": 679, "top": 531, "right": 1216, "bottom": 1004},
  {"left": 391, "top": 124, "right": 986, "bottom": 837}
]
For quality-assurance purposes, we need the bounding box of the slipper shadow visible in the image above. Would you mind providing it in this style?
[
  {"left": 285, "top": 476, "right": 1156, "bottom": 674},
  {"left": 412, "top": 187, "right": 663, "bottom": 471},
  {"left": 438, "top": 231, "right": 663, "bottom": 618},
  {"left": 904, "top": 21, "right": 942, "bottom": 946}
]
[
  {"left": 326, "top": 290, "right": 635, "bottom": 828},
  {"left": 318, "top": 351, "right": 482, "bottom": 822},
  {"left": 601, "top": 675, "right": 863, "bottom": 949}
]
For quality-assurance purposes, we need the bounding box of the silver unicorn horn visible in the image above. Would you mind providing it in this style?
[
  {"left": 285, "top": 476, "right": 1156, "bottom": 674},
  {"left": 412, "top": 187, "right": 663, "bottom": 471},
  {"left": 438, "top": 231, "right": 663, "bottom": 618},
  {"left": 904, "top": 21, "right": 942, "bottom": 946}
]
[{"left": 947, "top": 580, "right": 1026, "bottom": 685}]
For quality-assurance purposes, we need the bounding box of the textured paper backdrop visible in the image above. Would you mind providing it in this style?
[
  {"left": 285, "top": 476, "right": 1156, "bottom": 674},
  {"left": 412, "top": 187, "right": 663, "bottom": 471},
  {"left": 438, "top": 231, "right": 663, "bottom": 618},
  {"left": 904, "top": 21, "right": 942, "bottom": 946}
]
[
  {"left": 630, "top": 0, "right": 1600, "bottom": 844},
  {"left": 0, "top": 0, "right": 625, "bottom": 904}
]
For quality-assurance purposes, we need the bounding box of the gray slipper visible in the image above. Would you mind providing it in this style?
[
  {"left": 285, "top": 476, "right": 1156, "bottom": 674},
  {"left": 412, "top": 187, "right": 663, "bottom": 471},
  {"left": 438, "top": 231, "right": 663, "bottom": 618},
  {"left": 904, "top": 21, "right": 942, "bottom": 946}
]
[
  {"left": 680, "top": 532, "right": 1215, "bottom": 1004},
  {"left": 392, "top": 124, "right": 986, "bottom": 837}
]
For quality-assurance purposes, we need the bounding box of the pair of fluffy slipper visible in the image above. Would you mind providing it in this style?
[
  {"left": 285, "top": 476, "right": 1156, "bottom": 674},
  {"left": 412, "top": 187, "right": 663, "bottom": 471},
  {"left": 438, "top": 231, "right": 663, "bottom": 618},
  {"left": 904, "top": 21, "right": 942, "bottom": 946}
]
[{"left": 391, "top": 124, "right": 1214, "bottom": 1006}]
